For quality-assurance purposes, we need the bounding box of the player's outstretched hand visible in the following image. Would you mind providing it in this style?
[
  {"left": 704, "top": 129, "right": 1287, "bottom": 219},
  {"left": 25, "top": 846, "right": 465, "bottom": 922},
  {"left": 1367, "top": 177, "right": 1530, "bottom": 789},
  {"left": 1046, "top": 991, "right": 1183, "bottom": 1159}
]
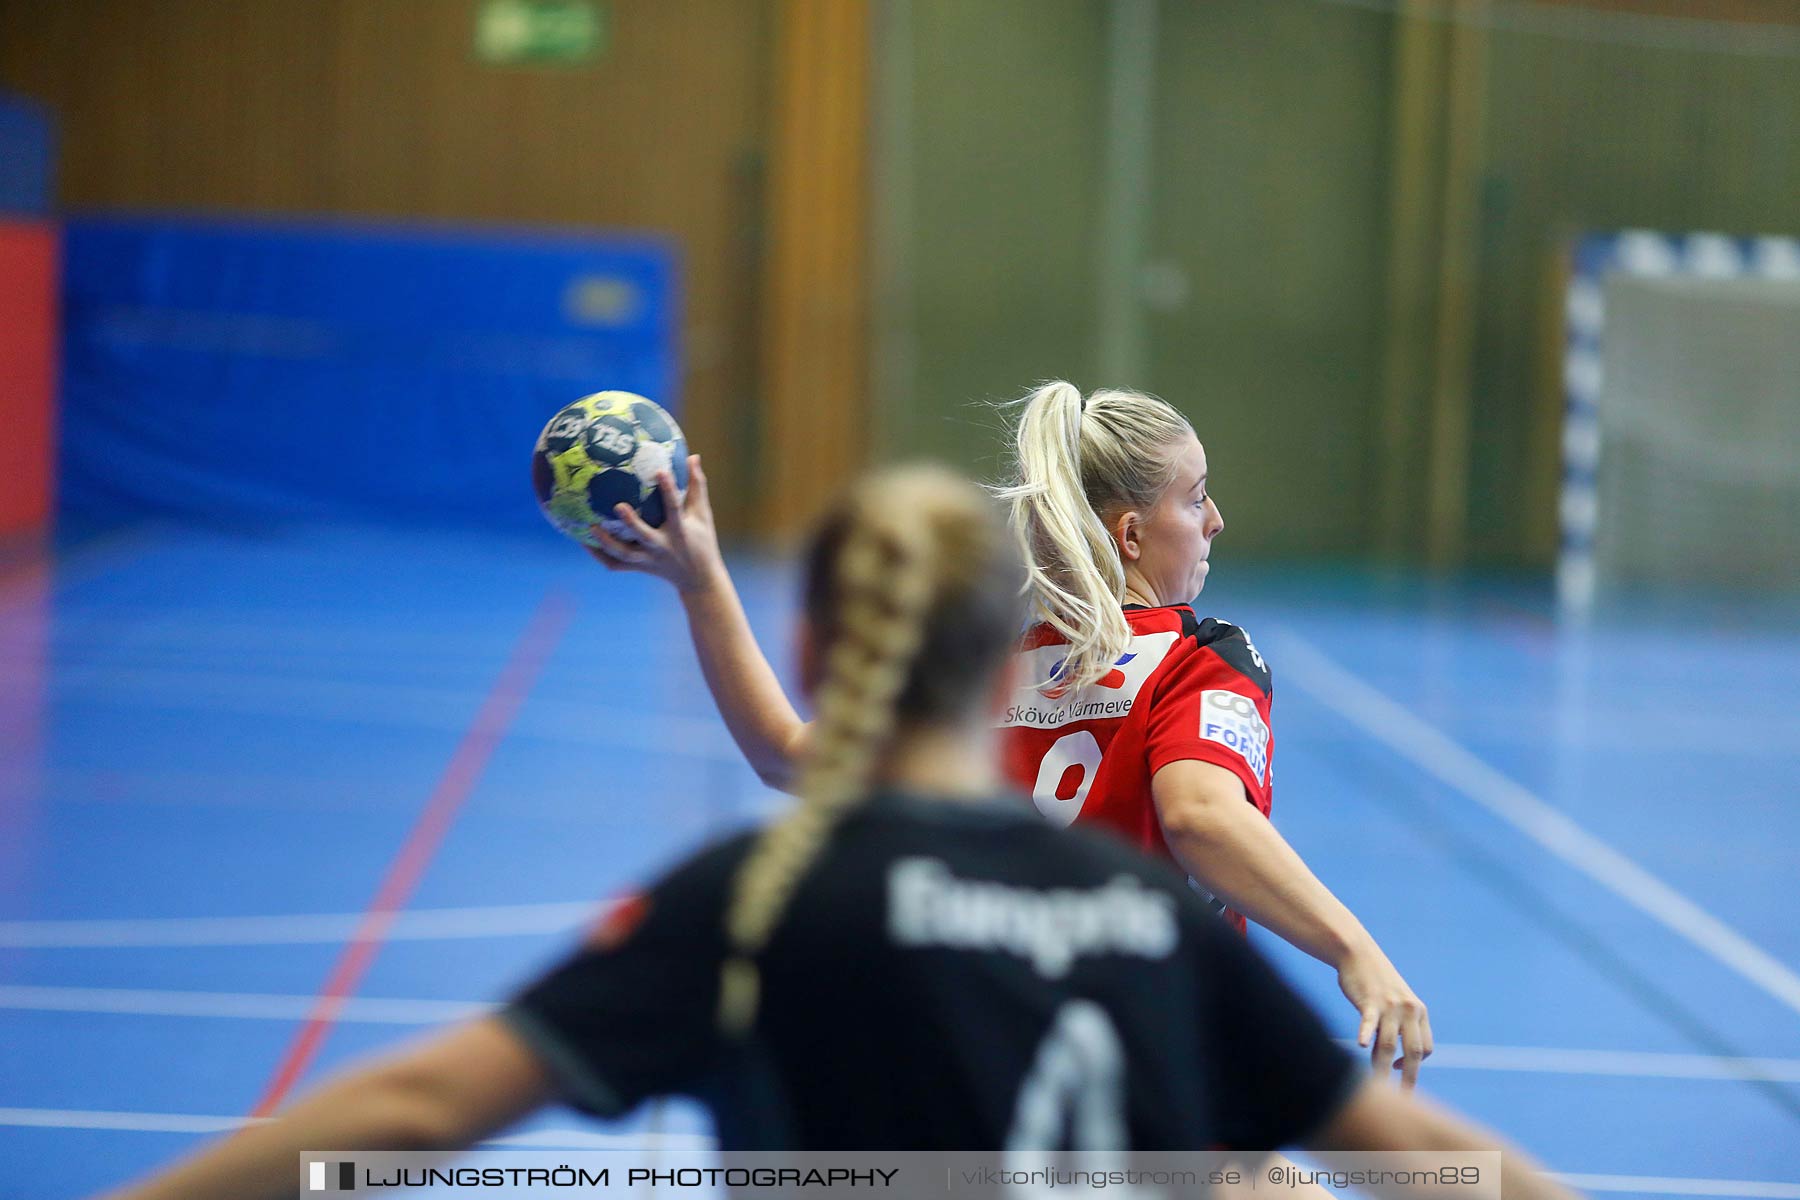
[
  {"left": 1337, "top": 945, "right": 1433, "bottom": 1089},
  {"left": 586, "top": 454, "right": 725, "bottom": 594}
]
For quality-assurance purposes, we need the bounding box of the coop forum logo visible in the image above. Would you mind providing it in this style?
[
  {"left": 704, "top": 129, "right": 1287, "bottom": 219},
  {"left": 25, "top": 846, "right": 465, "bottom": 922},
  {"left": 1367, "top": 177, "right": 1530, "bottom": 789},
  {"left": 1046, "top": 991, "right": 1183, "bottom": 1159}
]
[{"left": 308, "top": 1161, "right": 356, "bottom": 1191}]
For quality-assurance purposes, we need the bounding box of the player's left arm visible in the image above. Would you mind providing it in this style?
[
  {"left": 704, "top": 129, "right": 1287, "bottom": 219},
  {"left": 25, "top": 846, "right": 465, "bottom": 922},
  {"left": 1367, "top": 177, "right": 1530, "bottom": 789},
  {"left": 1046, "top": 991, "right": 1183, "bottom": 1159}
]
[
  {"left": 1154, "top": 759, "right": 1432, "bottom": 1086},
  {"left": 1147, "top": 629, "right": 1431, "bottom": 1086},
  {"left": 101, "top": 1018, "right": 554, "bottom": 1200}
]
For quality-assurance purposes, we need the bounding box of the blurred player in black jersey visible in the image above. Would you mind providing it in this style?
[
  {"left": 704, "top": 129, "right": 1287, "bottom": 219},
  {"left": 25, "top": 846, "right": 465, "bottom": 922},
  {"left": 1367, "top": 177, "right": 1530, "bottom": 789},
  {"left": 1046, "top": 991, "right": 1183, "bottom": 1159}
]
[{"left": 106, "top": 467, "right": 1573, "bottom": 1200}]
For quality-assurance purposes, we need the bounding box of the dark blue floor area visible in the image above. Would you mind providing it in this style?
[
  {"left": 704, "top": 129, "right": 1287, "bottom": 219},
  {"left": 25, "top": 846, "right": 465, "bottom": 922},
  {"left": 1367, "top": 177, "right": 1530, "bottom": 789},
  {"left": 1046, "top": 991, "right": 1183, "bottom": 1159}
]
[{"left": 2, "top": 525, "right": 1797, "bottom": 1198}]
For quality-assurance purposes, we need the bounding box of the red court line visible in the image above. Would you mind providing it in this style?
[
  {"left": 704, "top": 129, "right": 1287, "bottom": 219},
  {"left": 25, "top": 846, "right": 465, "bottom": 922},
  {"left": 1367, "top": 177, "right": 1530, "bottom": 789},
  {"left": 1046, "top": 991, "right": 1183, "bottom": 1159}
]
[{"left": 249, "top": 588, "right": 577, "bottom": 1117}]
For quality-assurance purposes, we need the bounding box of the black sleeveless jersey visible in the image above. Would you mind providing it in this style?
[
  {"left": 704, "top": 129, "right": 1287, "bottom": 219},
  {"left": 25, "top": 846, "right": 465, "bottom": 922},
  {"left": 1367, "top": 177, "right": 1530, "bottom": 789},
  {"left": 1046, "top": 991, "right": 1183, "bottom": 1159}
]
[{"left": 503, "top": 792, "right": 1355, "bottom": 1151}]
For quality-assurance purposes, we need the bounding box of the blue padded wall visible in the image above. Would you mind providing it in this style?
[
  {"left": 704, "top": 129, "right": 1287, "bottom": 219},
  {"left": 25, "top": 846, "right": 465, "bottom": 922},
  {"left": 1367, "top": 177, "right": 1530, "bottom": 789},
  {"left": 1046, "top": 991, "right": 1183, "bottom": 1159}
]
[{"left": 59, "top": 215, "right": 677, "bottom": 529}]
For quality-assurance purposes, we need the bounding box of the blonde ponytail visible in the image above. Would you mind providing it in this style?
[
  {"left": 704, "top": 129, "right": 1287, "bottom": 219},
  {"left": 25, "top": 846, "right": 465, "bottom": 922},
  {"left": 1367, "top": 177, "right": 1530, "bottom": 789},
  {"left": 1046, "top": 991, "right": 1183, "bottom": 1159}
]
[
  {"left": 718, "top": 466, "right": 1023, "bottom": 1036},
  {"left": 995, "top": 381, "right": 1194, "bottom": 694}
]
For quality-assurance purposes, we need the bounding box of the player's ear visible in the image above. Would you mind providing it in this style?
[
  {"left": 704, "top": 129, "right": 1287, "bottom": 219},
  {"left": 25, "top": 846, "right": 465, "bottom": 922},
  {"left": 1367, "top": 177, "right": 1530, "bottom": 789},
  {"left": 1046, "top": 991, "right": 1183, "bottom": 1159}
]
[
  {"left": 797, "top": 617, "right": 823, "bottom": 701},
  {"left": 1112, "top": 510, "right": 1143, "bottom": 562}
]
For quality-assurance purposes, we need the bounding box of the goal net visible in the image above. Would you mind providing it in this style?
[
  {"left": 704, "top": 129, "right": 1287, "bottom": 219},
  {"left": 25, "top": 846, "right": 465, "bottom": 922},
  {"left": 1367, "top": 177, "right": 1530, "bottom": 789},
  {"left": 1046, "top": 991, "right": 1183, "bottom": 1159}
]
[{"left": 1558, "top": 231, "right": 1800, "bottom": 615}]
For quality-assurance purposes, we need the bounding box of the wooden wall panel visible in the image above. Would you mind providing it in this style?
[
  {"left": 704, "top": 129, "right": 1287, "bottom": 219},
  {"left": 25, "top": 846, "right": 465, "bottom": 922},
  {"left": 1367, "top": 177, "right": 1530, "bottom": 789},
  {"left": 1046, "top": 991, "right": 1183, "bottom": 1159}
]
[
  {"left": 759, "top": 0, "right": 869, "bottom": 537},
  {"left": 1146, "top": 0, "right": 1393, "bottom": 559},
  {"left": 0, "top": 0, "right": 773, "bottom": 530},
  {"left": 874, "top": 0, "right": 1105, "bottom": 483}
]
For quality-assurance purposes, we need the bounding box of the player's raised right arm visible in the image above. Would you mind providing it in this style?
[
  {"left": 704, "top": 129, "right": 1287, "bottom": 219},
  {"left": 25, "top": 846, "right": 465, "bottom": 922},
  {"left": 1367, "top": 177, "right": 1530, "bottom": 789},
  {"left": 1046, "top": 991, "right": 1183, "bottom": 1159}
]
[{"left": 588, "top": 456, "right": 810, "bottom": 790}]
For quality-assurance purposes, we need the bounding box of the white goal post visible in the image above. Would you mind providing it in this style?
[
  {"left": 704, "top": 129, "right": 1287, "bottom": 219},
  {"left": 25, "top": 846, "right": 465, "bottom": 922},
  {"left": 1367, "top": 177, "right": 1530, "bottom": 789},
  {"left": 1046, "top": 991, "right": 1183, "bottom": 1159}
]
[{"left": 1558, "top": 229, "right": 1800, "bottom": 617}]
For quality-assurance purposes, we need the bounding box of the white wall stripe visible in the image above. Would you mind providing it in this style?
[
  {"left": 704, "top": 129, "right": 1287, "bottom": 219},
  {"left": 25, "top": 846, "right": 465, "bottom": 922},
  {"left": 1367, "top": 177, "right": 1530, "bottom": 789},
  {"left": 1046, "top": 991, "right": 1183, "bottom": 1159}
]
[
  {"left": 0, "top": 899, "right": 609, "bottom": 948},
  {"left": 1275, "top": 630, "right": 1800, "bottom": 1019}
]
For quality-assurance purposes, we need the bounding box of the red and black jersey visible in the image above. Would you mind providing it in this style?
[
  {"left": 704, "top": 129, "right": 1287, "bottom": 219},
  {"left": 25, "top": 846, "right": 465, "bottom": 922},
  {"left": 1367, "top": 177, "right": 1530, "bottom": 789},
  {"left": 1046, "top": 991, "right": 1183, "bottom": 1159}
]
[{"left": 999, "top": 605, "right": 1275, "bottom": 934}]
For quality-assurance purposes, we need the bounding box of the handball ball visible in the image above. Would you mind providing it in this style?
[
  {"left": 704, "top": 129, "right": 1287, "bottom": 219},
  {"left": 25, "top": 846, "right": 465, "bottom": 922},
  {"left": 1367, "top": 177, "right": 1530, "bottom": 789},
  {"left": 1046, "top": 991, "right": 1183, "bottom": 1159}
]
[{"left": 532, "top": 391, "right": 689, "bottom": 547}]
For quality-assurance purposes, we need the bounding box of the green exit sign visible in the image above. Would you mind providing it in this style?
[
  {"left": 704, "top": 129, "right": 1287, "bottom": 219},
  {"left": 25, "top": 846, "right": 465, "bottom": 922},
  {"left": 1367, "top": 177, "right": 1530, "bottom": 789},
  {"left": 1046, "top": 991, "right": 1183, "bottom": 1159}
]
[{"left": 475, "top": 0, "right": 606, "bottom": 66}]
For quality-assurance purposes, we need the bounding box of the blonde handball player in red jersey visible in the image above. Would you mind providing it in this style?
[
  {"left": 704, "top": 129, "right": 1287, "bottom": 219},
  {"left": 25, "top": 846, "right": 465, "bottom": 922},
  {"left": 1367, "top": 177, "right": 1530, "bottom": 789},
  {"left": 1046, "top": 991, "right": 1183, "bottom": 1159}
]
[
  {"left": 589, "top": 386, "right": 1430, "bottom": 1087},
  {"left": 991, "top": 381, "right": 1430, "bottom": 1086}
]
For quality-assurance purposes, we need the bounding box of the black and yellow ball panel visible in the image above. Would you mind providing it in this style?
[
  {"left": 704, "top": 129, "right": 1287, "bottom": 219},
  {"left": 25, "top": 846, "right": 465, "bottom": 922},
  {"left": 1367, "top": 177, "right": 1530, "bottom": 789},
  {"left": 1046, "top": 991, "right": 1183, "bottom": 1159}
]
[{"left": 532, "top": 391, "right": 688, "bottom": 548}]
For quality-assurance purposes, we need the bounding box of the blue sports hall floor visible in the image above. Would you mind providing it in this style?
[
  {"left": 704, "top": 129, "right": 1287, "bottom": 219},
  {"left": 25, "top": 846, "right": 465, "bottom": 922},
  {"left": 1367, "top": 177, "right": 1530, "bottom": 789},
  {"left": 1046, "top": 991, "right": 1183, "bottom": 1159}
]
[{"left": 1, "top": 522, "right": 1796, "bottom": 1198}]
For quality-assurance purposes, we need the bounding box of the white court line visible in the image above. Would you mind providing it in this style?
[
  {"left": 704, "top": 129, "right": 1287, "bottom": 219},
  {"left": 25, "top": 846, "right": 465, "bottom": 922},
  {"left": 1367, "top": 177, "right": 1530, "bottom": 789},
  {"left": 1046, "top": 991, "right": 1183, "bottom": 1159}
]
[
  {"left": 0, "top": 986, "right": 489, "bottom": 1024},
  {"left": 0, "top": 1108, "right": 707, "bottom": 1150},
  {"left": 41, "top": 664, "right": 747, "bottom": 762},
  {"left": 0, "top": 899, "right": 610, "bottom": 948},
  {"left": 485, "top": 1129, "right": 714, "bottom": 1151},
  {"left": 1558, "top": 1174, "right": 1800, "bottom": 1199},
  {"left": 9, "top": 979, "right": 1800, "bottom": 1087},
  {"left": 0, "top": 1108, "right": 247, "bottom": 1135},
  {"left": 1331, "top": 1040, "right": 1800, "bottom": 1082},
  {"left": 1274, "top": 631, "right": 1800, "bottom": 1020}
]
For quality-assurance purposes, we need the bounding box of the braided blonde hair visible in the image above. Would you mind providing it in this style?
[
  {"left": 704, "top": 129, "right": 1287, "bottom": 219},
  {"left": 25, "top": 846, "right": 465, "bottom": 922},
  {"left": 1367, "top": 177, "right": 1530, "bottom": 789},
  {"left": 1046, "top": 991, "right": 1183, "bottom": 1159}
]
[
  {"left": 717, "top": 465, "right": 1023, "bottom": 1035},
  {"left": 993, "top": 381, "right": 1194, "bottom": 694}
]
